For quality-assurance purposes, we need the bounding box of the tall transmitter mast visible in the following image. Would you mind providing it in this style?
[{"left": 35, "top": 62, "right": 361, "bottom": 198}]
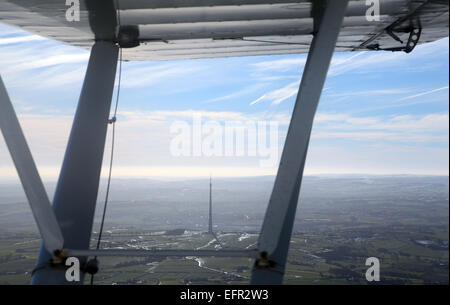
[{"left": 208, "top": 176, "right": 213, "bottom": 234}]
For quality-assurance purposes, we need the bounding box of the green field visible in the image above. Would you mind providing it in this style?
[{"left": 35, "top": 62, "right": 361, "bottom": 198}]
[{"left": 0, "top": 225, "right": 447, "bottom": 285}]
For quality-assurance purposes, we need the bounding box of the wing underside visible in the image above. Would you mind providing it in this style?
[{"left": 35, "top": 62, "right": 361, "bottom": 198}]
[{"left": 0, "top": 0, "right": 448, "bottom": 60}]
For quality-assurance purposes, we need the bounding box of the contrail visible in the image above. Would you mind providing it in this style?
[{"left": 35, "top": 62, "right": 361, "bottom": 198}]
[{"left": 398, "top": 86, "right": 449, "bottom": 101}]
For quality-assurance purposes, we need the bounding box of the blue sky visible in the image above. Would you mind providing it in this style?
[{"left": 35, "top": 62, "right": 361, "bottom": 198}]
[{"left": 0, "top": 23, "right": 448, "bottom": 179}]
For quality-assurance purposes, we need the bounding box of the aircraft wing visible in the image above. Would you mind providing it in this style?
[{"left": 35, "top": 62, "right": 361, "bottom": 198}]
[{"left": 0, "top": 0, "right": 448, "bottom": 60}]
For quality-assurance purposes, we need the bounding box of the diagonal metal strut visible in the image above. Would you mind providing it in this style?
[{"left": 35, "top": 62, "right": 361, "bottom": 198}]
[
  {"left": 251, "top": 0, "right": 349, "bottom": 285},
  {"left": 32, "top": 41, "right": 119, "bottom": 285},
  {"left": 0, "top": 76, "right": 64, "bottom": 254}
]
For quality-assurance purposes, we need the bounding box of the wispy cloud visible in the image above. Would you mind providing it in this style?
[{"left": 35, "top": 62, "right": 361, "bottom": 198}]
[
  {"left": 328, "top": 38, "right": 449, "bottom": 76},
  {"left": 203, "top": 84, "right": 265, "bottom": 103},
  {"left": 397, "top": 86, "right": 449, "bottom": 101},
  {"left": 248, "top": 38, "right": 448, "bottom": 108},
  {"left": 247, "top": 50, "right": 402, "bottom": 106},
  {"left": 119, "top": 109, "right": 289, "bottom": 124},
  {"left": 349, "top": 85, "right": 449, "bottom": 114},
  {"left": 252, "top": 38, "right": 449, "bottom": 80},
  {"left": 325, "top": 88, "right": 413, "bottom": 98},
  {"left": 251, "top": 57, "right": 307, "bottom": 73},
  {"left": 13, "top": 53, "right": 89, "bottom": 71},
  {"left": 251, "top": 51, "right": 368, "bottom": 77},
  {"left": 250, "top": 81, "right": 299, "bottom": 105},
  {"left": 0, "top": 34, "right": 45, "bottom": 45},
  {"left": 1, "top": 110, "right": 446, "bottom": 178},
  {"left": 0, "top": 28, "right": 207, "bottom": 91},
  {"left": 313, "top": 113, "right": 449, "bottom": 143},
  {"left": 0, "top": 23, "right": 447, "bottom": 177},
  {"left": 120, "top": 63, "right": 205, "bottom": 88}
]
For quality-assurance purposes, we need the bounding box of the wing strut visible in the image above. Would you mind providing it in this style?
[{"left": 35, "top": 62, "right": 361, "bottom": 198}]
[
  {"left": 0, "top": 76, "right": 64, "bottom": 254},
  {"left": 250, "top": 0, "right": 349, "bottom": 285},
  {"left": 32, "top": 41, "right": 119, "bottom": 284}
]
